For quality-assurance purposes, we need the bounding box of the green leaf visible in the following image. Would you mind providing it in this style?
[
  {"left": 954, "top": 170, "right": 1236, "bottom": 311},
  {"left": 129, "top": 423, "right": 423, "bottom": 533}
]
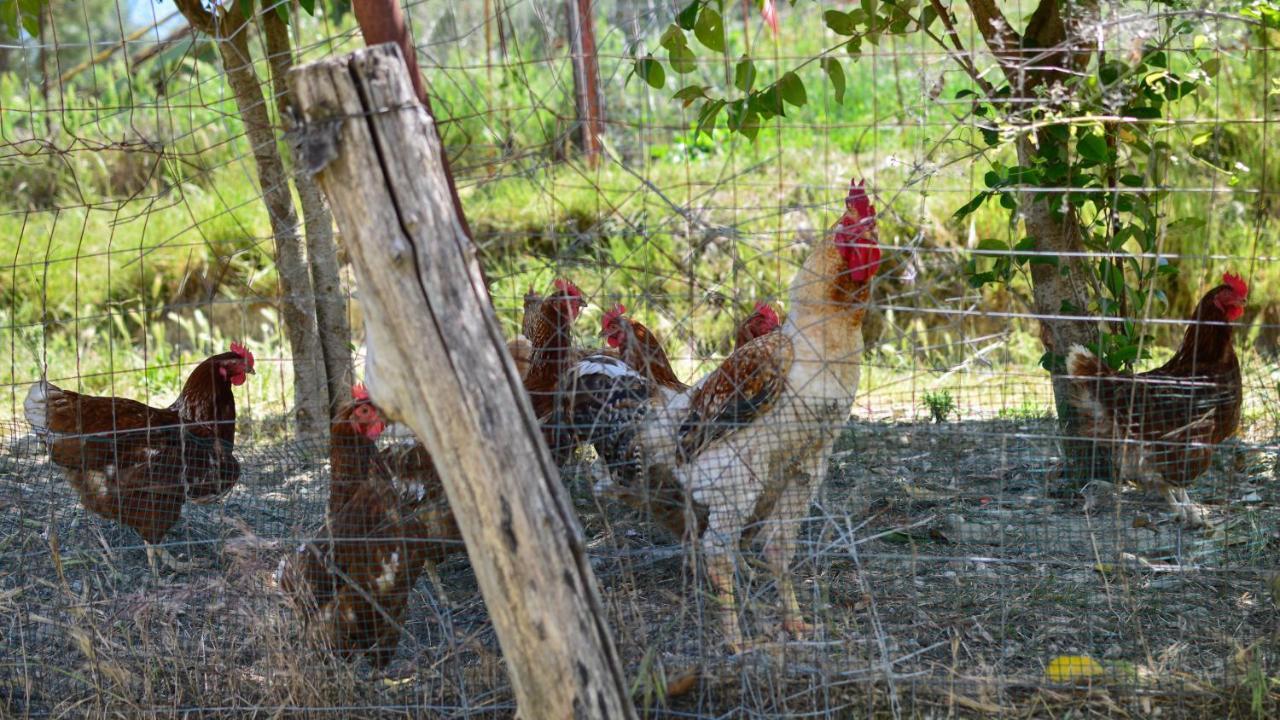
[
  {"left": 676, "top": 0, "right": 700, "bottom": 30},
  {"left": 16, "top": 0, "right": 43, "bottom": 35},
  {"left": 919, "top": 4, "right": 938, "bottom": 32},
  {"left": 670, "top": 45, "right": 697, "bottom": 74},
  {"left": 822, "top": 57, "right": 846, "bottom": 104},
  {"left": 728, "top": 100, "right": 761, "bottom": 140},
  {"left": 696, "top": 98, "right": 726, "bottom": 135},
  {"left": 673, "top": 85, "right": 710, "bottom": 108},
  {"left": 734, "top": 56, "right": 757, "bottom": 93},
  {"left": 861, "top": 0, "right": 878, "bottom": 18},
  {"left": 238, "top": 0, "right": 254, "bottom": 20},
  {"left": 298, "top": 0, "right": 316, "bottom": 14},
  {"left": 1106, "top": 344, "right": 1140, "bottom": 367},
  {"left": 1076, "top": 133, "right": 1109, "bottom": 163},
  {"left": 778, "top": 71, "right": 807, "bottom": 107},
  {"left": 977, "top": 238, "right": 1008, "bottom": 253},
  {"left": 953, "top": 191, "right": 991, "bottom": 219},
  {"left": 1119, "top": 174, "right": 1144, "bottom": 187},
  {"left": 824, "top": 9, "right": 857, "bottom": 35},
  {"left": 636, "top": 56, "right": 666, "bottom": 89},
  {"left": 694, "top": 5, "right": 725, "bottom": 52},
  {"left": 753, "top": 84, "right": 786, "bottom": 117},
  {"left": 660, "top": 24, "right": 687, "bottom": 51},
  {"left": 845, "top": 36, "right": 863, "bottom": 56}
]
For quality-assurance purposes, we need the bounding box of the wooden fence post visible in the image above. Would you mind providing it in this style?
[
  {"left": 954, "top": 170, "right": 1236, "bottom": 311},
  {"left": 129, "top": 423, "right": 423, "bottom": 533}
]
[
  {"left": 566, "top": 0, "right": 605, "bottom": 165},
  {"left": 289, "top": 43, "right": 637, "bottom": 720}
]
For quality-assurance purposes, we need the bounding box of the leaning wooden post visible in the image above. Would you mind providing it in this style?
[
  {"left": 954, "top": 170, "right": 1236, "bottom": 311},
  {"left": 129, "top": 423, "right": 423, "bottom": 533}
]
[
  {"left": 289, "top": 44, "right": 636, "bottom": 719},
  {"left": 566, "top": 0, "right": 605, "bottom": 165}
]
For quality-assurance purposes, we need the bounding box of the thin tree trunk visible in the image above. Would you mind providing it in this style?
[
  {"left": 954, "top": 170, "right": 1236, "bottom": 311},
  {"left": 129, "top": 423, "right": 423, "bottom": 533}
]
[
  {"left": 174, "top": 0, "right": 328, "bottom": 438},
  {"left": 566, "top": 0, "right": 604, "bottom": 165},
  {"left": 262, "top": 7, "right": 353, "bottom": 414},
  {"left": 965, "top": 0, "right": 1109, "bottom": 486},
  {"left": 1016, "top": 134, "right": 1107, "bottom": 487}
]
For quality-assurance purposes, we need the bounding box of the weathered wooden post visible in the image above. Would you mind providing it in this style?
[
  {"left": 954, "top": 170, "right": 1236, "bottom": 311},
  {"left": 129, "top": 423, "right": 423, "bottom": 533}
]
[
  {"left": 566, "top": 0, "right": 605, "bottom": 165},
  {"left": 289, "top": 44, "right": 636, "bottom": 719}
]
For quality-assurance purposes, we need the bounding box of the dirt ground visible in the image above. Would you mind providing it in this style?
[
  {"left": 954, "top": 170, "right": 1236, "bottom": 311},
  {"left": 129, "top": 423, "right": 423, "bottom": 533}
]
[{"left": 1, "top": 414, "right": 1278, "bottom": 718}]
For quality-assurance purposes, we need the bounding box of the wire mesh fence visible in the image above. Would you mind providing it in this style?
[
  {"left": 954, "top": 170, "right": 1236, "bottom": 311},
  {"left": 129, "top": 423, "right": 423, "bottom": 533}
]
[{"left": 2, "top": 0, "right": 1279, "bottom": 716}]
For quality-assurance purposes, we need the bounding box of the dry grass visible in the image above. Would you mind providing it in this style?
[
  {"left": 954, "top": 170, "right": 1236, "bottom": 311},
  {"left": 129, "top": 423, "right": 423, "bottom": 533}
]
[{"left": 1, "top": 407, "right": 1278, "bottom": 717}]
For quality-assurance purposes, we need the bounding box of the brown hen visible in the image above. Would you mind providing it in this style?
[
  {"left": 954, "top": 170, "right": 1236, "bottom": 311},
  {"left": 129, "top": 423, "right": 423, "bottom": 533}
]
[
  {"left": 278, "top": 386, "right": 463, "bottom": 669},
  {"left": 1066, "top": 272, "right": 1247, "bottom": 527},
  {"left": 24, "top": 344, "right": 254, "bottom": 572}
]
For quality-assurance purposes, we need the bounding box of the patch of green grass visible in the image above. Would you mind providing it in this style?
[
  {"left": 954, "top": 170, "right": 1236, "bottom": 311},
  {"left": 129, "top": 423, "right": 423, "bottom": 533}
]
[{"left": 923, "top": 389, "right": 956, "bottom": 423}]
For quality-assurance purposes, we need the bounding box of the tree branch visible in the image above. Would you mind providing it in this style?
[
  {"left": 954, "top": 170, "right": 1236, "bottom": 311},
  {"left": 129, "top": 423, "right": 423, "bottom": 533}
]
[
  {"left": 965, "top": 0, "right": 1022, "bottom": 81},
  {"left": 926, "top": 0, "right": 996, "bottom": 97}
]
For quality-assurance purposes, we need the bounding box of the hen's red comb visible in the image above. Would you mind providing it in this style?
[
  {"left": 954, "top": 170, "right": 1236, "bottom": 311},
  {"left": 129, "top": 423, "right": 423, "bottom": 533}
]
[
  {"left": 753, "top": 301, "right": 780, "bottom": 327},
  {"left": 1223, "top": 272, "right": 1248, "bottom": 298},
  {"left": 845, "top": 178, "right": 875, "bottom": 219},
  {"left": 229, "top": 341, "right": 255, "bottom": 368},
  {"left": 553, "top": 278, "right": 582, "bottom": 297},
  {"left": 601, "top": 303, "right": 626, "bottom": 330},
  {"left": 351, "top": 384, "right": 370, "bottom": 401}
]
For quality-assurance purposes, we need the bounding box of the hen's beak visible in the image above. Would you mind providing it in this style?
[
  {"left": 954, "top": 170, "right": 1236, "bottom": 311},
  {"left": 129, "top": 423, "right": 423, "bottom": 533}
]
[{"left": 247, "top": 366, "right": 256, "bottom": 374}]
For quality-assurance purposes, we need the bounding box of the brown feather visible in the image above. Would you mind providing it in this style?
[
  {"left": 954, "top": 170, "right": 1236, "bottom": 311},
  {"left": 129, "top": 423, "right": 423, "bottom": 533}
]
[{"left": 679, "top": 332, "right": 794, "bottom": 460}]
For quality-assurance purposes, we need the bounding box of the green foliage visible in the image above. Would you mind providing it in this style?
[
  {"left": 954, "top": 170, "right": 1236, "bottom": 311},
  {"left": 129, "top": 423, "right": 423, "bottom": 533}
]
[
  {"left": 954, "top": 15, "right": 1227, "bottom": 370},
  {"left": 633, "top": 0, "right": 1277, "bottom": 375},
  {"left": 0, "top": 0, "right": 45, "bottom": 38},
  {"left": 923, "top": 389, "right": 956, "bottom": 423}
]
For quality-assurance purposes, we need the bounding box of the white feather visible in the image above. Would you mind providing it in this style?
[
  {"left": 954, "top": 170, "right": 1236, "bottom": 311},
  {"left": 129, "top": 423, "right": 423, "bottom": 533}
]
[
  {"left": 23, "top": 379, "right": 53, "bottom": 437},
  {"left": 573, "top": 355, "right": 636, "bottom": 380}
]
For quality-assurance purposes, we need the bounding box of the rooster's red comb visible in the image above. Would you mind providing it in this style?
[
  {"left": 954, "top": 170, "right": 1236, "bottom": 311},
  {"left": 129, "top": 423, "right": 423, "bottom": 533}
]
[
  {"left": 229, "top": 341, "right": 254, "bottom": 368},
  {"left": 351, "top": 384, "right": 370, "bottom": 401},
  {"left": 601, "top": 303, "right": 627, "bottom": 331},
  {"left": 552, "top": 278, "right": 582, "bottom": 297},
  {"left": 1223, "top": 272, "right": 1248, "bottom": 298},
  {"left": 845, "top": 178, "right": 875, "bottom": 219}
]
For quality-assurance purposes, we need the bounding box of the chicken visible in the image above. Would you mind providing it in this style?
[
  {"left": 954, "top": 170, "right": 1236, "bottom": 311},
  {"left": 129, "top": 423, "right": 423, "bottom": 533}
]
[
  {"left": 522, "top": 278, "right": 588, "bottom": 418},
  {"left": 599, "top": 301, "right": 783, "bottom": 397},
  {"left": 277, "top": 385, "right": 463, "bottom": 669},
  {"left": 735, "top": 301, "right": 782, "bottom": 350},
  {"left": 23, "top": 343, "right": 255, "bottom": 572},
  {"left": 507, "top": 287, "right": 545, "bottom": 380},
  {"left": 556, "top": 178, "right": 882, "bottom": 650},
  {"left": 1066, "top": 272, "right": 1248, "bottom": 528},
  {"left": 601, "top": 304, "right": 688, "bottom": 395}
]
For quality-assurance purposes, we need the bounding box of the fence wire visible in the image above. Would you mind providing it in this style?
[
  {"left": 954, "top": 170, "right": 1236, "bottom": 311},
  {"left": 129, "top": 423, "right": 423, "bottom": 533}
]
[{"left": 2, "top": 0, "right": 1279, "bottom": 717}]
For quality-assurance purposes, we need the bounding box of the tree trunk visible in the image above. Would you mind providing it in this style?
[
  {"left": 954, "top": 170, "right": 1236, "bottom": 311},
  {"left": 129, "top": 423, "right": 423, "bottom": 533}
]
[
  {"left": 174, "top": 0, "right": 328, "bottom": 439},
  {"left": 262, "top": 8, "right": 353, "bottom": 414},
  {"left": 290, "top": 43, "right": 637, "bottom": 719},
  {"left": 1017, "top": 134, "right": 1107, "bottom": 487},
  {"left": 566, "top": 0, "right": 605, "bottom": 165},
  {"left": 967, "top": 0, "right": 1109, "bottom": 487}
]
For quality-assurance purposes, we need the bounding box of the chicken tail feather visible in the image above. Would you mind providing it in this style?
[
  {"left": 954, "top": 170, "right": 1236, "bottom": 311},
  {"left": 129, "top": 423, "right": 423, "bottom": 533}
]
[
  {"left": 23, "top": 378, "right": 57, "bottom": 438},
  {"left": 1066, "top": 344, "right": 1108, "bottom": 378}
]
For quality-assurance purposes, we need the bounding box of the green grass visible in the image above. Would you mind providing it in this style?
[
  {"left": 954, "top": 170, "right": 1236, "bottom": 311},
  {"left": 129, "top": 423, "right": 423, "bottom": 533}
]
[{"left": 3, "top": 3, "right": 1279, "bottom": 425}]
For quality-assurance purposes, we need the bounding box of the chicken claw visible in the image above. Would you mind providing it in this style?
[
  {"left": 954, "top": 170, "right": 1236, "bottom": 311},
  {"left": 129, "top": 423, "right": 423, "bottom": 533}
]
[{"left": 146, "top": 544, "right": 195, "bottom": 574}]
